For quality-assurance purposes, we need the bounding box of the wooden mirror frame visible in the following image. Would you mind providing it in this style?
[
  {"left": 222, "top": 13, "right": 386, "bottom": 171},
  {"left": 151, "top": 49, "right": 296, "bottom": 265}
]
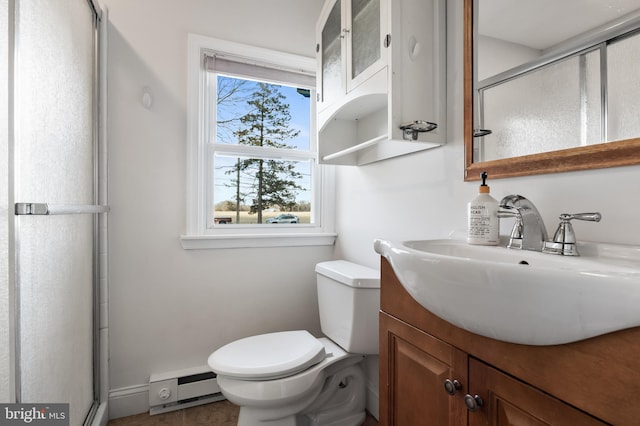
[{"left": 463, "top": 0, "right": 640, "bottom": 181}]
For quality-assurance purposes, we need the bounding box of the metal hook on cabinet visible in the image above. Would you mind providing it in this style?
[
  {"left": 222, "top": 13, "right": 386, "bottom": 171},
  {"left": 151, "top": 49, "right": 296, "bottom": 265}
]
[{"left": 399, "top": 120, "right": 437, "bottom": 141}]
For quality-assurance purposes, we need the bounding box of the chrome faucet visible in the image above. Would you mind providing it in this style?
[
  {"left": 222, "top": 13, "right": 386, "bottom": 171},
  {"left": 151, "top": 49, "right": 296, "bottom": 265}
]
[
  {"left": 498, "top": 194, "right": 602, "bottom": 256},
  {"left": 498, "top": 195, "right": 548, "bottom": 252}
]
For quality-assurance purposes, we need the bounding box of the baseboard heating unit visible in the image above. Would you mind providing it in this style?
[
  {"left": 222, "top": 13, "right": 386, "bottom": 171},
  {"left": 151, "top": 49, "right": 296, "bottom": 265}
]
[{"left": 149, "top": 366, "right": 225, "bottom": 415}]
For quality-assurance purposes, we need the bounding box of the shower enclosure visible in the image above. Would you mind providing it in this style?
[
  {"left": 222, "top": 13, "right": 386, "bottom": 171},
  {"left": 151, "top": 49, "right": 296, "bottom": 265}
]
[{"left": 1, "top": 0, "right": 108, "bottom": 424}]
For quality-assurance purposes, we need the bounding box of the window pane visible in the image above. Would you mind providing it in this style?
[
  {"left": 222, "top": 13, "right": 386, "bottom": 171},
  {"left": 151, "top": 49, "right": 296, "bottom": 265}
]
[
  {"left": 607, "top": 32, "right": 640, "bottom": 142},
  {"left": 216, "top": 76, "right": 311, "bottom": 151},
  {"left": 213, "top": 155, "right": 313, "bottom": 226}
]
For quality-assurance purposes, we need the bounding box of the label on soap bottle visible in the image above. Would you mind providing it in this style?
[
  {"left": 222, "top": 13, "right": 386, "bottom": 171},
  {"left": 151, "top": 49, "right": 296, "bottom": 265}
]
[{"left": 467, "top": 194, "right": 499, "bottom": 245}]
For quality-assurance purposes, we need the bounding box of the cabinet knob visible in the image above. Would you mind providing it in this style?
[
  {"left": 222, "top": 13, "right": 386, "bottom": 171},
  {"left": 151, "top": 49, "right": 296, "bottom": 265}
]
[
  {"left": 443, "top": 379, "right": 461, "bottom": 395},
  {"left": 464, "top": 394, "right": 484, "bottom": 412}
]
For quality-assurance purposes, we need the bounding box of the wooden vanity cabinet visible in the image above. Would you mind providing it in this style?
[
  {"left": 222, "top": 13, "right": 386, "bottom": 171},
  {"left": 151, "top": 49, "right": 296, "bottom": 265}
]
[{"left": 379, "top": 257, "right": 640, "bottom": 425}]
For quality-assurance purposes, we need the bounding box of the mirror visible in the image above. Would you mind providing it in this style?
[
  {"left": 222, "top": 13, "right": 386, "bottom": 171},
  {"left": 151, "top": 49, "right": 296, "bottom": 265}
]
[{"left": 464, "top": 0, "right": 640, "bottom": 180}]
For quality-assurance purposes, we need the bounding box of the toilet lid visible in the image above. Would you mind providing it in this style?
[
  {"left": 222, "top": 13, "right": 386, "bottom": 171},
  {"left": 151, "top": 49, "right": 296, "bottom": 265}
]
[{"left": 208, "top": 330, "right": 326, "bottom": 380}]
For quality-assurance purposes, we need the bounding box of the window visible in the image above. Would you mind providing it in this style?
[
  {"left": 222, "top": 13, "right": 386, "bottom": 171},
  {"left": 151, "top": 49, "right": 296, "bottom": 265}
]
[{"left": 182, "top": 35, "right": 336, "bottom": 249}]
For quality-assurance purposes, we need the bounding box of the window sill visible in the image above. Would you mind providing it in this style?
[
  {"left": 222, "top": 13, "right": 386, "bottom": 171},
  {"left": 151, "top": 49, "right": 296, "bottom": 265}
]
[{"left": 180, "top": 232, "right": 337, "bottom": 249}]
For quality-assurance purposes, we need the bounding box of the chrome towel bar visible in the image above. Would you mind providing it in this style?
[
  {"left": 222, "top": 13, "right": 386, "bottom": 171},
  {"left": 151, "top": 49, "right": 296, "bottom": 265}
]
[{"left": 15, "top": 203, "right": 110, "bottom": 216}]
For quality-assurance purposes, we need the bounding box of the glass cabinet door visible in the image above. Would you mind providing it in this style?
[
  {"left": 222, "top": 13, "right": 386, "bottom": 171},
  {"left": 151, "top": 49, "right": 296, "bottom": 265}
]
[
  {"left": 321, "top": 0, "right": 343, "bottom": 106},
  {"left": 350, "top": 0, "right": 380, "bottom": 80}
]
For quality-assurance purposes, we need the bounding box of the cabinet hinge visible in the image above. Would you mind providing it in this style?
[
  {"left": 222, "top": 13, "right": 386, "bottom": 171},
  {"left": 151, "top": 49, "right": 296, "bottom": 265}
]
[
  {"left": 384, "top": 34, "right": 391, "bottom": 48},
  {"left": 316, "top": 43, "right": 320, "bottom": 53}
]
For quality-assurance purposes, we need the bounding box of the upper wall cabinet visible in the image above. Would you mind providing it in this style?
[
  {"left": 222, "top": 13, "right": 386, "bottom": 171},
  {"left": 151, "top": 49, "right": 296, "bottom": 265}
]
[{"left": 317, "top": 0, "right": 447, "bottom": 165}]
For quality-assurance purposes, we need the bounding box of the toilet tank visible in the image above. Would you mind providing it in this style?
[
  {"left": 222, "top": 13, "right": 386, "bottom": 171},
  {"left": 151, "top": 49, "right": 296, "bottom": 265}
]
[{"left": 315, "top": 260, "right": 380, "bottom": 354}]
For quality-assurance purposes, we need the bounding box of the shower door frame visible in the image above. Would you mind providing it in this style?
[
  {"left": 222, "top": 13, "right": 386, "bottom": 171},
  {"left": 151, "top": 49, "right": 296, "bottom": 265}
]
[{"left": 7, "top": 0, "right": 109, "bottom": 424}]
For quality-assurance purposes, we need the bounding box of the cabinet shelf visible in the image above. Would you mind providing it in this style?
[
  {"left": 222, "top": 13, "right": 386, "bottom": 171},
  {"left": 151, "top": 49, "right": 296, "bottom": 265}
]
[
  {"left": 318, "top": 89, "right": 389, "bottom": 165},
  {"left": 321, "top": 134, "right": 388, "bottom": 162}
]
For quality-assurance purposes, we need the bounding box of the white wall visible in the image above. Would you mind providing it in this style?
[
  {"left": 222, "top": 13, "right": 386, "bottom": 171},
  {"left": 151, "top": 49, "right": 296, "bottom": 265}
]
[
  {"left": 103, "top": 0, "right": 640, "bottom": 419},
  {"left": 101, "top": 0, "right": 333, "bottom": 417},
  {"left": 477, "top": 35, "right": 540, "bottom": 81}
]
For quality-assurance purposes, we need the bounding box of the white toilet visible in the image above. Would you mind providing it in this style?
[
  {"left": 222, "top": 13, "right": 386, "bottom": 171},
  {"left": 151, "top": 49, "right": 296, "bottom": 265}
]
[{"left": 208, "top": 260, "right": 380, "bottom": 426}]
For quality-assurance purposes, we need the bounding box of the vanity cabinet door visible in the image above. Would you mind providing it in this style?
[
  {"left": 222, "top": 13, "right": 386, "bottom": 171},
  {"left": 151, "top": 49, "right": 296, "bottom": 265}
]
[
  {"left": 380, "top": 312, "right": 467, "bottom": 426},
  {"left": 467, "top": 358, "right": 606, "bottom": 426}
]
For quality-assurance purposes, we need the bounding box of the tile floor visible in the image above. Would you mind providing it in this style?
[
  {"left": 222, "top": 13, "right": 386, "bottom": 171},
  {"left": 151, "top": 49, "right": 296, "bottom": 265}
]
[{"left": 107, "top": 400, "right": 379, "bottom": 425}]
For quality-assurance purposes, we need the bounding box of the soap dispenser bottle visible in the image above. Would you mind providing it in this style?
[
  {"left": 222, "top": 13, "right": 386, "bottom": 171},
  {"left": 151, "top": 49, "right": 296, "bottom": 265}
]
[{"left": 467, "top": 172, "right": 499, "bottom": 245}]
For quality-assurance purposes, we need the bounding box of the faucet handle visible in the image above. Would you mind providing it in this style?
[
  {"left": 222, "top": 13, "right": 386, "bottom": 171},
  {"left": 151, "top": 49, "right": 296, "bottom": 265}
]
[
  {"left": 543, "top": 212, "right": 602, "bottom": 256},
  {"left": 498, "top": 208, "right": 524, "bottom": 249},
  {"left": 559, "top": 212, "right": 602, "bottom": 223}
]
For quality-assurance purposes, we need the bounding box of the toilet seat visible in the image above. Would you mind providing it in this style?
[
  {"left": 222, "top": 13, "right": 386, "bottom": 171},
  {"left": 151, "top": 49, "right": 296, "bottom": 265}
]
[{"left": 208, "top": 330, "right": 326, "bottom": 380}]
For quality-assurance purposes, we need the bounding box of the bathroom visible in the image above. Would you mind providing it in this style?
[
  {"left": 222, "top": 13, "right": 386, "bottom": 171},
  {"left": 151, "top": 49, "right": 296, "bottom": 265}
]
[{"left": 2, "top": 0, "right": 640, "bottom": 424}]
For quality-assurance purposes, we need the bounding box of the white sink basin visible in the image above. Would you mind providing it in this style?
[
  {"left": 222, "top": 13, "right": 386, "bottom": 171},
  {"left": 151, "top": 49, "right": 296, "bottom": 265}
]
[{"left": 374, "top": 238, "right": 640, "bottom": 345}]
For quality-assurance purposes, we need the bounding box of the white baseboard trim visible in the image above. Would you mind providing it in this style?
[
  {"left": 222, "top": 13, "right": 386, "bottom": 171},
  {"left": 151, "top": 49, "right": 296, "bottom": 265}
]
[
  {"left": 108, "top": 384, "right": 149, "bottom": 420},
  {"left": 109, "top": 377, "right": 379, "bottom": 421}
]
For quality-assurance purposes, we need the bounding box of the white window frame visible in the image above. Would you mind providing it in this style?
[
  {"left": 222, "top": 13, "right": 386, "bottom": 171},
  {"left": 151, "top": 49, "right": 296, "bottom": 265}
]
[{"left": 182, "top": 34, "right": 336, "bottom": 249}]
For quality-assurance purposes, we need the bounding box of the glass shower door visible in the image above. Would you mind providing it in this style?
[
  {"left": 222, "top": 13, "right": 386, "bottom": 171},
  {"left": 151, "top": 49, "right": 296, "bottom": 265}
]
[{"left": 13, "top": 0, "right": 102, "bottom": 424}]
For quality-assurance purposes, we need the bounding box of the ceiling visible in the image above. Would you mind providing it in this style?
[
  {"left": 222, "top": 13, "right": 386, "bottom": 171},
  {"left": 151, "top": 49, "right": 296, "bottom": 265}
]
[{"left": 479, "top": 0, "right": 640, "bottom": 50}]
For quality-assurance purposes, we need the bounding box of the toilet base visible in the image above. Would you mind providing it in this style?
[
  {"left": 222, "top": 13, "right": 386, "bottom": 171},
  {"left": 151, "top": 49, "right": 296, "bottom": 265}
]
[
  {"left": 234, "top": 361, "right": 367, "bottom": 426},
  {"left": 301, "top": 363, "right": 366, "bottom": 426}
]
